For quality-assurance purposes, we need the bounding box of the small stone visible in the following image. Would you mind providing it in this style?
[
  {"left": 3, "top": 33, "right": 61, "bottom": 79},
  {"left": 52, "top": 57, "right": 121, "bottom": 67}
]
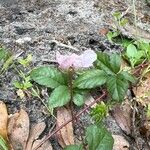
[{"left": 16, "top": 37, "right": 31, "bottom": 44}]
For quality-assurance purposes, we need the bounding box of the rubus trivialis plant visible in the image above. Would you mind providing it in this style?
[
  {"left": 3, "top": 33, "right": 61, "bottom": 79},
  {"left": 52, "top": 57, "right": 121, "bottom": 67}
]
[
  {"left": 30, "top": 50, "right": 97, "bottom": 108},
  {"left": 30, "top": 50, "right": 135, "bottom": 108},
  {"left": 30, "top": 50, "right": 135, "bottom": 150}
]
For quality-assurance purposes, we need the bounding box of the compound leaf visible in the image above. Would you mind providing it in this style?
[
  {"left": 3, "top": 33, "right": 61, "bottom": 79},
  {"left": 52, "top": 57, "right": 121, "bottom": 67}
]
[{"left": 106, "top": 74, "right": 129, "bottom": 101}]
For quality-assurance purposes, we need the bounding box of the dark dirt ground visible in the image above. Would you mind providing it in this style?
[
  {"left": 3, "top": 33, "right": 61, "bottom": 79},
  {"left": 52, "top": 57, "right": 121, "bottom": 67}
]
[{"left": 0, "top": 0, "right": 150, "bottom": 150}]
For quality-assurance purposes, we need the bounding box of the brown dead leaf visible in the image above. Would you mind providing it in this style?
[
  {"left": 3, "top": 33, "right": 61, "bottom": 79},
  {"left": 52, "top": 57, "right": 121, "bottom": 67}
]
[
  {"left": 32, "top": 136, "right": 53, "bottom": 150},
  {"left": 113, "top": 135, "right": 129, "bottom": 150},
  {"left": 0, "top": 101, "right": 12, "bottom": 149},
  {"left": 56, "top": 107, "right": 74, "bottom": 148},
  {"left": 0, "top": 101, "right": 8, "bottom": 141},
  {"left": 26, "top": 122, "right": 46, "bottom": 150},
  {"left": 133, "top": 72, "right": 150, "bottom": 105},
  {"left": 112, "top": 104, "right": 131, "bottom": 135},
  {"left": 8, "top": 109, "right": 29, "bottom": 150}
]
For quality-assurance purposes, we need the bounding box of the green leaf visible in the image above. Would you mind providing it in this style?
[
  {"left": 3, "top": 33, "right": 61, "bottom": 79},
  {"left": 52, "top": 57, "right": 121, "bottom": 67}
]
[
  {"left": 18, "top": 54, "right": 32, "bottom": 67},
  {"left": 0, "top": 48, "right": 7, "bottom": 61},
  {"left": 13, "top": 81, "right": 23, "bottom": 89},
  {"left": 96, "top": 52, "right": 114, "bottom": 74},
  {"left": 106, "top": 31, "right": 113, "bottom": 42},
  {"left": 0, "top": 136, "right": 8, "bottom": 150},
  {"left": 113, "top": 11, "right": 121, "bottom": 20},
  {"left": 1, "top": 55, "right": 13, "bottom": 73},
  {"left": 120, "top": 18, "right": 128, "bottom": 26},
  {"left": 86, "top": 125, "right": 114, "bottom": 150},
  {"left": 74, "top": 69, "right": 107, "bottom": 89},
  {"left": 64, "top": 144, "right": 83, "bottom": 150},
  {"left": 147, "top": 104, "right": 150, "bottom": 118},
  {"left": 120, "top": 71, "right": 136, "bottom": 83},
  {"left": 135, "top": 51, "right": 145, "bottom": 59},
  {"left": 48, "top": 85, "right": 70, "bottom": 108},
  {"left": 30, "top": 66, "right": 66, "bottom": 88},
  {"left": 121, "top": 38, "right": 133, "bottom": 48},
  {"left": 106, "top": 31, "right": 120, "bottom": 43},
  {"left": 96, "top": 52, "right": 121, "bottom": 74},
  {"left": 23, "top": 81, "right": 33, "bottom": 89},
  {"left": 126, "top": 44, "right": 137, "bottom": 58},
  {"left": 73, "top": 92, "right": 86, "bottom": 106},
  {"left": 110, "top": 54, "right": 121, "bottom": 73},
  {"left": 106, "top": 74, "right": 129, "bottom": 101}
]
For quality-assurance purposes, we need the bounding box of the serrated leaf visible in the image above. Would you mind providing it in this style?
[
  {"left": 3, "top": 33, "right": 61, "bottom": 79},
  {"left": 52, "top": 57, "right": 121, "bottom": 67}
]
[
  {"left": 110, "top": 54, "right": 121, "bottom": 73},
  {"left": 86, "top": 125, "right": 114, "bottom": 150},
  {"left": 96, "top": 52, "right": 115, "bottom": 75},
  {"left": 120, "top": 71, "right": 136, "bottom": 83},
  {"left": 106, "top": 74, "right": 129, "bottom": 101},
  {"left": 73, "top": 93, "right": 85, "bottom": 106},
  {"left": 74, "top": 69, "right": 107, "bottom": 89},
  {"left": 30, "top": 66, "right": 66, "bottom": 88},
  {"left": 64, "top": 144, "right": 83, "bottom": 150},
  {"left": 48, "top": 85, "right": 71, "bottom": 108},
  {"left": 126, "top": 44, "right": 137, "bottom": 58}
]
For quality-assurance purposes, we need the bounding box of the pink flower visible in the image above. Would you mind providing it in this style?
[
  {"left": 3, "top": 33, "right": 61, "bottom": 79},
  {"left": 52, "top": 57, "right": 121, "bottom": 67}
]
[{"left": 56, "top": 50, "right": 97, "bottom": 70}]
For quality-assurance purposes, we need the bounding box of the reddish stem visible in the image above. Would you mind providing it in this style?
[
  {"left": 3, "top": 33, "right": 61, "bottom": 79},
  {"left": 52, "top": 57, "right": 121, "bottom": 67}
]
[
  {"left": 132, "top": 62, "right": 149, "bottom": 75},
  {"left": 33, "top": 91, "right": 106, "bottom": 150}
]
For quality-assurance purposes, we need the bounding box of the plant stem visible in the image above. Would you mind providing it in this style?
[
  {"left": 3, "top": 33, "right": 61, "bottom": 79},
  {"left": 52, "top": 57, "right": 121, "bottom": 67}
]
[
  {"left": 132, "top": 62, "right": 150, "bottom": 75},
  {"left": 68, "top": 67, "right": 74, "bottom": 120},
  {"left": 33, "top": 91, "right": 106, "bottom": 150}
]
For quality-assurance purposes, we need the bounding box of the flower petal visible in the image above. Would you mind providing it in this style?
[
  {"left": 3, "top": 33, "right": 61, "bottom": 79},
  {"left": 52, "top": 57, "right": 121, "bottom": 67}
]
[
  {"left": 74, "top": 50, "right": 97, "bottom": 68},
  {"left": 56, "top": 52, "right": 79, "bottom": 69}
]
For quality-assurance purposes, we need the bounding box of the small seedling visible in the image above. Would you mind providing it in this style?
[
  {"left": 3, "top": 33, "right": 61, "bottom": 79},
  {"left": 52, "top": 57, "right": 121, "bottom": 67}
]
[
  {"left": 18, "top": 54, "right": 32, "bottom": 67},
  {"left": 13, "top": 54, "right": 33, "bottom": 99},
  {"left": 91, "top": 101, "right": 108, "bottom": 124},
  {"left": 107, "top": 11, "right": 128, "bottom": 43}
]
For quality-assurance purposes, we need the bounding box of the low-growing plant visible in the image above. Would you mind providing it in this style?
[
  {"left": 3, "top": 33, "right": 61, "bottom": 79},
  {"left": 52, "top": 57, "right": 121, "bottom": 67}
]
[
  {"left": 124, "top": 40, "right": 150, "bottom": 68},
  {"left": 90, "top": 102, "right": 109, "bottom": 124},
  {"left": 64, "top": 124, "right": 114, "bottom": 150},
  {"left": 30, "top": 50, "right": 97, "bottom": 109},
  {"left": 107, "top": 11, "right": 128, "bottom": 43},
  {"left": 30, "top": 51, "right": 135, "bottom": 110},
  {"left": 13, "top": 54, "right": 33, "bottom": 99}
]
